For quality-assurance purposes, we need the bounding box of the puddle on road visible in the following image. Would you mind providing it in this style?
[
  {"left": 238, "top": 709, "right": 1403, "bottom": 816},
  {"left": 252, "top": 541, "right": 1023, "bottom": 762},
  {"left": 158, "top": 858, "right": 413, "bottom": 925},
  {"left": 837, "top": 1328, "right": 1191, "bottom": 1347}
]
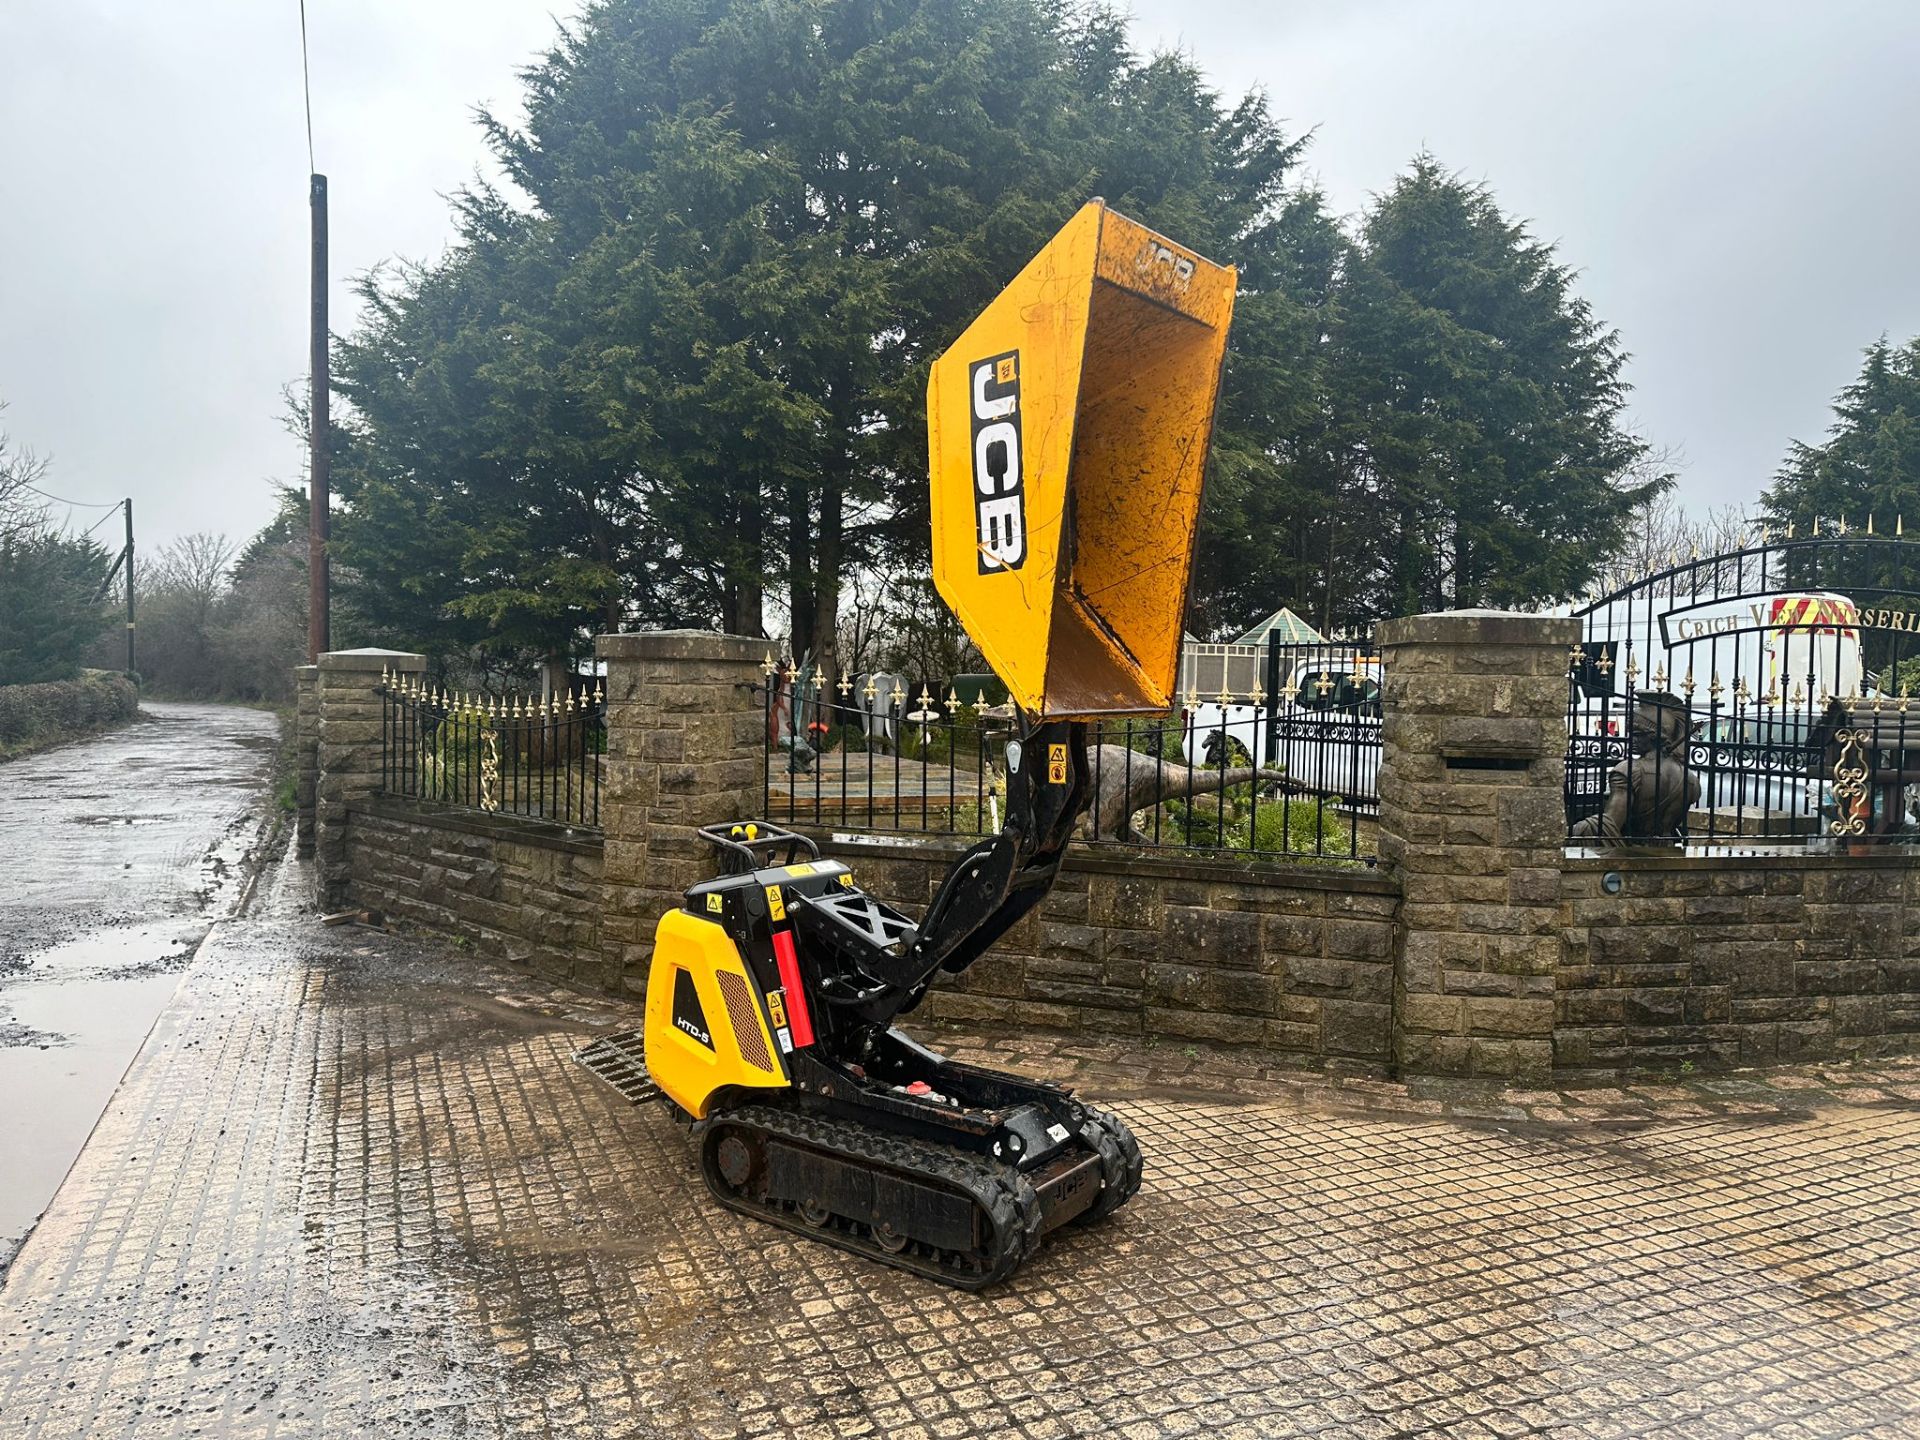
[
  {"left": 0, "top": 702, "right": 280, "bottom": 1279},
  {"left": 0, "top": 924, "right": 206, "bottom": 1263}
]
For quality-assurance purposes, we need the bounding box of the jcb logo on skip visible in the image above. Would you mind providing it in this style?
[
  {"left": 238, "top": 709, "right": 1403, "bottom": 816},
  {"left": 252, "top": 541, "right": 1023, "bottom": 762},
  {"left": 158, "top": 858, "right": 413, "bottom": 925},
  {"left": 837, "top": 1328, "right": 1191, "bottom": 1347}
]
[{"left": 969, "top": 351, "right": 1026, "bottom": 574}]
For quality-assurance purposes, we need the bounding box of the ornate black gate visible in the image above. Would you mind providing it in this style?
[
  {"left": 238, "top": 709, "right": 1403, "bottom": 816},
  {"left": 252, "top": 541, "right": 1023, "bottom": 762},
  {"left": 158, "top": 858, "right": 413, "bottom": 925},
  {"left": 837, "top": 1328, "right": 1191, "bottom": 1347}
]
[{"left": 1565, "top": 525, "right": 1920, "bottom": 846}]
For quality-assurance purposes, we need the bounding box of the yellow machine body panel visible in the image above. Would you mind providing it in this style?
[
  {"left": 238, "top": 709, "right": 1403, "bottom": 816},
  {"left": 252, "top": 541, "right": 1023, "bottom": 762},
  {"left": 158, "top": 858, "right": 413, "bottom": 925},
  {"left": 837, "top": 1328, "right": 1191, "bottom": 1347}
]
[
  {"left": 926, "top": 199, "right": 1237, "bottom": 719},
  {"left": 643, "top": 907, "right": 789, "bottom": 1120}
]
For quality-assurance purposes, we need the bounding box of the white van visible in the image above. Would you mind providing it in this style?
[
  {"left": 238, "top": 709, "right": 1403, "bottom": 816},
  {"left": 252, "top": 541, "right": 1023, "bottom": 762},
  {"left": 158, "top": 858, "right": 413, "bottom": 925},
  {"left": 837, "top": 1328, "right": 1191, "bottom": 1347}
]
[
  {"left": 1568, "top": 590, "right": 1863, "bottom": 822},
  {"left": 1570, "top": 590, "right": 1862, "bottom": 714},
  {"left": 1181, "top": 656, "right": 1382, "bottom": 806}
]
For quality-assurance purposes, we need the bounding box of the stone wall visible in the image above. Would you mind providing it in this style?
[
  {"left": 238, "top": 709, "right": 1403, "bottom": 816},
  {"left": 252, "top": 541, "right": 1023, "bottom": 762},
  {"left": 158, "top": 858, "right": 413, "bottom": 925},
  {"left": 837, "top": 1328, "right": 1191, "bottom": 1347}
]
[
  {"left": 306, "top": 620, "right": 1920, "bottom": 1084},
  {"left": 596, "top": 631, "right": 765, "bottom": 997},
  {"left": 315, "top": 647, "right": 424, "bottom": 908},
  {"left": 824, "top": 839, "right": 1399, "bottom": 1071},
  {"left": 1558, "top": 852, "right": 1920, "bottom": 1073},
  {"left": 1377, "top": 611, "right": 1579, "bottom": 1085},
  {"left": 344, "top": 798, "right": 604, "bottom": 987},
  {"left": 294, "top": 665, "right": 317, "bottom": 858}
]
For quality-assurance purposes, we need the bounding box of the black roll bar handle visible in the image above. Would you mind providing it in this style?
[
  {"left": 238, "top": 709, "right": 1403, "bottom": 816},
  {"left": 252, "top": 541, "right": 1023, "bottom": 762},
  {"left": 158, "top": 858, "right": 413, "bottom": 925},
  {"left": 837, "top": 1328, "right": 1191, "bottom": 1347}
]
[{"left": 697, "top": 819, "right": 822, "bottom": 873}]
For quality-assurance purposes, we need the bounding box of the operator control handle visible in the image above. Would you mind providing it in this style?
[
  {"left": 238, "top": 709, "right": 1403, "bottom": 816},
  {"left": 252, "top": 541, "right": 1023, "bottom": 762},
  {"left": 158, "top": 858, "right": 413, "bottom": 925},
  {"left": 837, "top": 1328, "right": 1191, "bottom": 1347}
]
[{"left": 697, "top": 820, "right": 821, "bottom": 873}]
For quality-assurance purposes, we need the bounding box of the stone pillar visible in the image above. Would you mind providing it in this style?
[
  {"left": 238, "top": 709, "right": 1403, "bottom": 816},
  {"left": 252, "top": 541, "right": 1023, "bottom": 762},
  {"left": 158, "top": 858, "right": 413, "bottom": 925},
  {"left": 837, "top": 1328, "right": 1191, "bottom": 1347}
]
[
  {"left": 595, "top": 630, "right": 765, "bottom": 997},
  {"left": 1377, "top": 611, "right": 1577, "bottom": 1085},
  {"left": 316, "top": 647, "right": 426, "bottom": 908},
  {"left": 293, "top": 665, "right": 318, "bottom": 858}
]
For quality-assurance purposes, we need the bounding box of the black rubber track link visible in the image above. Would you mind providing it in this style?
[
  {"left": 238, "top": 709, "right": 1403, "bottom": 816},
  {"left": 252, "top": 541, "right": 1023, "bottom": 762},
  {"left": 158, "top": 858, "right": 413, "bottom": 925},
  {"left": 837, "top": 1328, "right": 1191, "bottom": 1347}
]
[
  {"left": 1074, "top": 1105, "right": 1144, "bottom": 1226},
  {"left": 699, "top": 1103, "right": 1044, "bottom": 1291}
]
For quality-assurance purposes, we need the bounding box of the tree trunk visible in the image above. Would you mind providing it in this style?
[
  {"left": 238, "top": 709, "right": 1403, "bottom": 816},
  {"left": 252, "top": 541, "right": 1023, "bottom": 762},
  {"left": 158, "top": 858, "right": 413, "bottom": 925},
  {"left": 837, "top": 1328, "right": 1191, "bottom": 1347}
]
[
  {"left": 809, "top": 472, "right": 842, "bottom": 686},
  {"left": 730, "top": 485, "right": 765, "bottom": 638},
  {"left": 588, "top": 491, "right": 620, "bottom": 637},
  {"left": 1320, "top": 506, "right": 1337, "bottom": 634},
  {"left": 787, "top": 476, "right": 813, "bottom": 657}
]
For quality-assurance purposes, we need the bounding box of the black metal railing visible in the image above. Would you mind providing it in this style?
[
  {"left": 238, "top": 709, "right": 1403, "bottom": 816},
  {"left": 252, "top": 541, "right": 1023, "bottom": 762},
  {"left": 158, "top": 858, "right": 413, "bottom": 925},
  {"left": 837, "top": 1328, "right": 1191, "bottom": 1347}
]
[
  {"left": 377, "top": 673, "right": 605, "bottom": 831},
  {"left": 759, "top": 644, "right": 1381, "bottom": 864},
  {"left": 1564, "top": 529, "right": 1920, "bottom": 847}
]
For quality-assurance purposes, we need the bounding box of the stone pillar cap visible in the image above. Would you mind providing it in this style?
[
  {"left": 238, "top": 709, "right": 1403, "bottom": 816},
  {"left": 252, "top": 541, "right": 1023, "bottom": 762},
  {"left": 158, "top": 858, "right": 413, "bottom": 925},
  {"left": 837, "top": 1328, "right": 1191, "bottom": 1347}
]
[
  {"left": 318, "top": 647, "right": 427, "bottom": 672},
  {"left": 595, "top": 630, "right": 766, "bottom": 663},
  {"left": 1378, "top": 610, "right": 1580, "bottom": 647}
]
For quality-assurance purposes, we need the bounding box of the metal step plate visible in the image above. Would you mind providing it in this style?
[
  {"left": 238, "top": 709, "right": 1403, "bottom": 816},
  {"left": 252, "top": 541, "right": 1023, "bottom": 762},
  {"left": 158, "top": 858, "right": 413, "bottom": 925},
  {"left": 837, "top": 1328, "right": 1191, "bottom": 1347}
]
[{"left": 574, "top": 1029, "right": 661, "bottom": 1105}]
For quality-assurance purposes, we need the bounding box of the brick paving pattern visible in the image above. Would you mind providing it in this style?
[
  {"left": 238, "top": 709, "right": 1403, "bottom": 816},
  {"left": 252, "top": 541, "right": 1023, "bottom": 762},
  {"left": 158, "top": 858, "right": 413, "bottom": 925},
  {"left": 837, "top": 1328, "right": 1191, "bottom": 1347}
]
[{"left": 4, "top": 898, "right": 1920, "bottom": 1437}]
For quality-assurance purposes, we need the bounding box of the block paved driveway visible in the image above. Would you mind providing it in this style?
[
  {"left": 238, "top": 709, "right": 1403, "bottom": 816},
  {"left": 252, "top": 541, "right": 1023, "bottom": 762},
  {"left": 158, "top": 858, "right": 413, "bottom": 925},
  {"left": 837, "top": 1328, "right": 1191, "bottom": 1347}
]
[{"left": 3, "top": 859, "right": 1920, "bottom": 1438}]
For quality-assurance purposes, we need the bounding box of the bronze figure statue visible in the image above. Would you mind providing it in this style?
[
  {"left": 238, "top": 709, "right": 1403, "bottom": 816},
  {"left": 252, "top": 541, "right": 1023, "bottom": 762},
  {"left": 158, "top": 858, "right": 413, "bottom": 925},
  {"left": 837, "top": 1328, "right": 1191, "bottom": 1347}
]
[{"left": 1570, "top": 691, "right": 1699, "bottom": 845}]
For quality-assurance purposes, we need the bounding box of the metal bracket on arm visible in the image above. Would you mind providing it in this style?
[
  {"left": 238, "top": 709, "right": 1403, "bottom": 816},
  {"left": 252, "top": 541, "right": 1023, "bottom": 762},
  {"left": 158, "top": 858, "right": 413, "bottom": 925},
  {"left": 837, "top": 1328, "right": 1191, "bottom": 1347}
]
[{"left": 895, "top": 716, "right": 1090, "bottom": 991}]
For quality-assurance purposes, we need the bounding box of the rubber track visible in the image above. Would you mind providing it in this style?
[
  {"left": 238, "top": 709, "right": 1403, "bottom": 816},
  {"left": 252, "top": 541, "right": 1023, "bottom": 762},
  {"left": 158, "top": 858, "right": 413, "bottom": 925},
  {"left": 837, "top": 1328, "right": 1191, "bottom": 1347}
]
[
  {"left": 700, "top": 1103, "right": 1044, "bottom": 1290},
  {"left": 1074, "top": 1105, "right": 1144, "bottom": 1225}
]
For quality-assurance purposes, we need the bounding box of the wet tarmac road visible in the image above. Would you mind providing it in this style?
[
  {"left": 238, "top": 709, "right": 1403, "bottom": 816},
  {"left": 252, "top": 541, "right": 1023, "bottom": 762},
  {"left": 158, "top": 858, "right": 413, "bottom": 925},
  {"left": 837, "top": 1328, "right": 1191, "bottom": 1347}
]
[{"left": 0, "top": 702, "right": 278, "bottom": 1275}]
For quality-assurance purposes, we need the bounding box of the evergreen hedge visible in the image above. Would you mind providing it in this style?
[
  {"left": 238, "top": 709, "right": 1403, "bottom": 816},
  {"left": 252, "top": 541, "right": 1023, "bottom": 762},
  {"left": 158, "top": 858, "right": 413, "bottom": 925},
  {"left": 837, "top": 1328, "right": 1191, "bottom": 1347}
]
[{"left": 0, "top": 671, "right": 139, "bottom": 759}]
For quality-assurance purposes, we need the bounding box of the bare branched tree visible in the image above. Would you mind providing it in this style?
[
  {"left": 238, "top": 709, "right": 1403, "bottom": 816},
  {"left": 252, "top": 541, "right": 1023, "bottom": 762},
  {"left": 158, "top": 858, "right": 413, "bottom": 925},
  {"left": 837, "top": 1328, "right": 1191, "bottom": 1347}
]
[
  {"left": 1589, "top": 450, "right": 1754, "bottom": 596},
  {"left": 0, "top": 403, "right": 53, "bottom": 546},
  {"left": 134, "top": 533, "right": 237, "bottom": 693},
  {"left": 153, "top": 532, "right": 236, "bottom": 607}
]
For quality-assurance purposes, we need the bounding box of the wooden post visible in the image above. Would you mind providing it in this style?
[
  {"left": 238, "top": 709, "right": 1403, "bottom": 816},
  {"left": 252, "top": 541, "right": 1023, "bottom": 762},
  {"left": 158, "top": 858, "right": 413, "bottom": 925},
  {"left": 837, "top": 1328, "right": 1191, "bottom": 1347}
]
[
  {"left": 123, "top": 496, "right": 135, "bottom": 675},
  {"left": 307, "top": 173, "right": 331, "bottom": 661}
]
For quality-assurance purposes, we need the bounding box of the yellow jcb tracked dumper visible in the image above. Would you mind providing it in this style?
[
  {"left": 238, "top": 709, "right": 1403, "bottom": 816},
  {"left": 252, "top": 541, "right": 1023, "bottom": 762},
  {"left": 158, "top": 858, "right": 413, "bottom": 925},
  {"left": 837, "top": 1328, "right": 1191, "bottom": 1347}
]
[{"left": 591, "top": 201, "right": 1235, "bottom": 1289}]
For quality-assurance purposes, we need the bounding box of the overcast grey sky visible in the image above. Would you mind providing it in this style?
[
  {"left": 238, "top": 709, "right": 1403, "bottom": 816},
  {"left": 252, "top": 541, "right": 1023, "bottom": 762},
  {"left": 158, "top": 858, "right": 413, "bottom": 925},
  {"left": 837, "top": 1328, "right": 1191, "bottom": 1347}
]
[{"left": 2, "top": 1, "right": 1916, "bottom": 551}]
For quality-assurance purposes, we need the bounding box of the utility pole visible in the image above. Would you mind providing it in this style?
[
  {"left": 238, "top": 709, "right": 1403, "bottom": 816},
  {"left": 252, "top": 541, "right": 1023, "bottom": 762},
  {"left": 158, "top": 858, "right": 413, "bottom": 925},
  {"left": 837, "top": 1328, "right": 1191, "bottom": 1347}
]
[
  {"left": 124, "top": 497, "right": 135, "bottom": 676},
  {"left": 307, "top": 172, "right": 331, "bottom": 661}
]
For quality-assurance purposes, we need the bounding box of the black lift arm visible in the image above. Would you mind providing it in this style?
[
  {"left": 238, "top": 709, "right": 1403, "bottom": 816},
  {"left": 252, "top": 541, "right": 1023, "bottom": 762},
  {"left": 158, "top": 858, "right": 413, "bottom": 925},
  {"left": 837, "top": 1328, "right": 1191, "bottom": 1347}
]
[
  {"left": 904, "top": 717, "right": 1089, "bottom": 982},
  {"left": 739, "top": 717, "right": 1092, "bottom": 1035}
]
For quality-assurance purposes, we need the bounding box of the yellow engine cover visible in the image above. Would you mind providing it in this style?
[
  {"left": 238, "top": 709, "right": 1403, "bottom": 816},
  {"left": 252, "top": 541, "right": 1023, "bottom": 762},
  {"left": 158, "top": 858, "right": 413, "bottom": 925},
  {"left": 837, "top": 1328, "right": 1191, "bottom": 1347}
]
[
  {"left": 643, "top": 909, "right": 788, "bottom": 1119},
  {"left": 926, "top": 199, "right": 1237, "bottom": 719}
]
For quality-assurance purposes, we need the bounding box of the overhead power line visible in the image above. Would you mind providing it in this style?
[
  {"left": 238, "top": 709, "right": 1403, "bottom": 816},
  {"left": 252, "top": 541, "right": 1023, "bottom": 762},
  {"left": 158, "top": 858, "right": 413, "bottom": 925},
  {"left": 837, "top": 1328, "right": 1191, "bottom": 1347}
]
[{"left": 20, "top": 482, "right": 119, "bottom": 510}]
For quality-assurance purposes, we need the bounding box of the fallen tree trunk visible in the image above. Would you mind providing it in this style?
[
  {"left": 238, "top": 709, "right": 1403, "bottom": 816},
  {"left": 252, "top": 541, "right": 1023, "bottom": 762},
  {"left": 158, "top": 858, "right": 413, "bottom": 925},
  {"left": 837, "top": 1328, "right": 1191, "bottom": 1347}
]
[{"left": 1080, "top": 743, "right": 1293, "bottom": 844}]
